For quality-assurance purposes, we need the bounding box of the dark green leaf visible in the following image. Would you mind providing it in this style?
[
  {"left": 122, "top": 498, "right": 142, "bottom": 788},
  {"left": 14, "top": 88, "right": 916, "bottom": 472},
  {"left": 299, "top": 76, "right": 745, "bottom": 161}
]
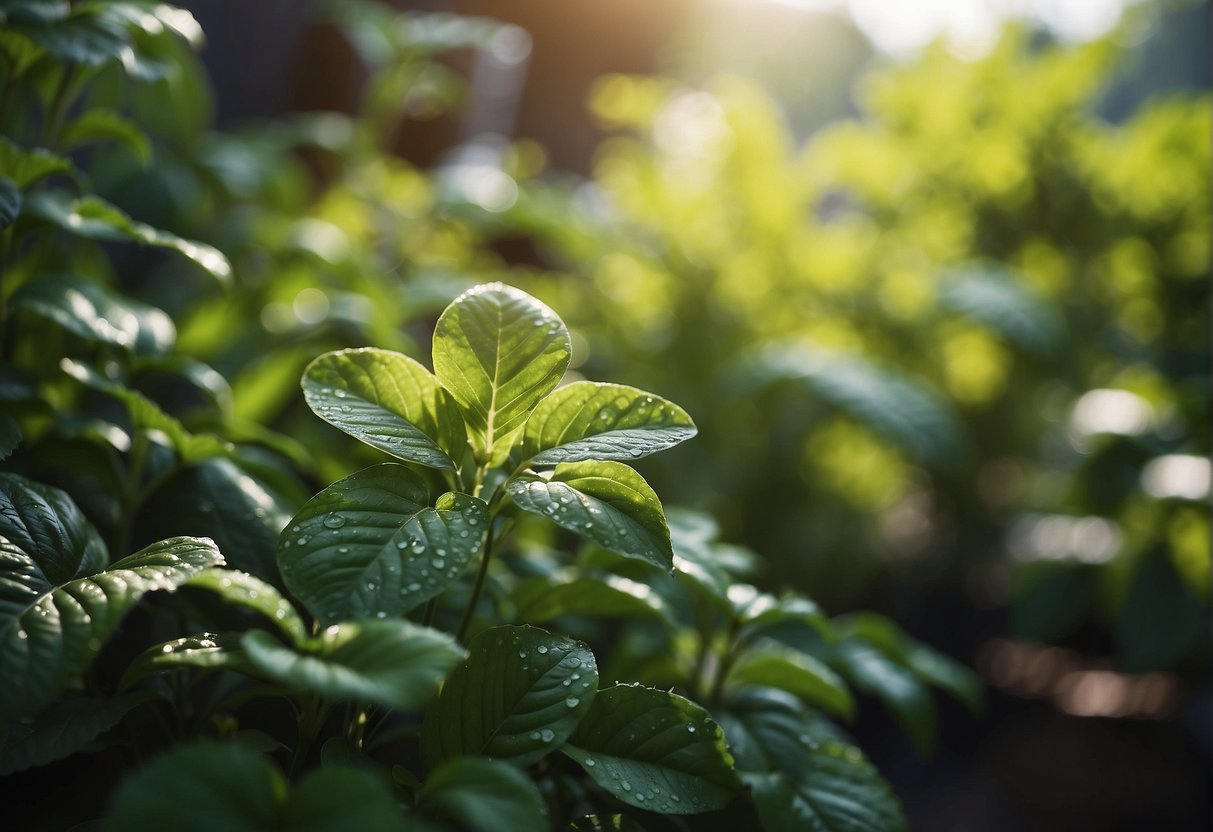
[
  {"left": 119, "top": 632, "right": 256, "bottom": 690},
  {"left": 726, "top": 647, "right": 854, "bottom": 719},
  {"left": 0, "top": 413, "right": 20, "bottom": 461},
  {"left": 716, "top": 686, "right": 847, "bottom": 775},
  {"left": 0, "top": 472, "right": 108, "bottom": 585},
  {"left": 520, "top": 381, "right": 696, "bottom": 465},
  {"left": 733, "top": 586, "right": 830, "bottom": 639},
  {"left": 422, "top": 625, "right": 598, "bottom": 767},
  {"left": 0, "top": 522, "right": 223, "bottom": 725},
  {"left": 0, "top": 177, "right": 19, "bottom": 228},
  {"left": 242, "top": 620, "right": 463, "bottom": 711},
  {"left": 104, "top": 742, "right": 283, "bottom": 832},
  {"left": 744, "top": 743, "right": 906, "bottom": 832},
  {"left": 904, "top": 642, "right": 984, "bottom": 714},
  {"left": 433, "top": 283, "right": 571, "bottom": 464},
  {"left": 137, "top": 458, "right": 292, "bottom": 584},
  {"left": 185, "top": 568, "right": 306, "bottom": 644},
  {"left": 284, "top": 767, "right": 410, "bottom": 832},
  {"left": 507, "top": 461, "right": 672, "bottom": 569},
  {"left": 1116, "top": 553, "right": 1209, "bottom": 673},
  {"left": 278, "top": 465, "right": 488, "bottom": 624},
  {"left": 832, "top": 640, "right": 936, "bottom": 756},
  {"left": 420, "top": 756, "right": 548, "bottom": 832},
  {"left": 0, "top": 692, "right": 152, "bottom": 775},
  {"left": 302, "top": 348, "right": 466, "bottom": 471},
  {"left": 59, "top": 358, "right": 229, "bottom": 461},
  {"left": 26, "top": 191, "right": 232, "bottom": 284},
  {"left": 563, "top": 684, "right": 741, "bottom": 814},
  {"left": 61, "top": 109, "right": 153, "bottom": 164},
  {"left": 510, "top": 572, "right": 672, "bottom": 625},
  {"left": 14, "top": 274, "right": 175, "bottom": 353},
  {"left": 0, "top": 138, "right": 72, "bottom": 189}
]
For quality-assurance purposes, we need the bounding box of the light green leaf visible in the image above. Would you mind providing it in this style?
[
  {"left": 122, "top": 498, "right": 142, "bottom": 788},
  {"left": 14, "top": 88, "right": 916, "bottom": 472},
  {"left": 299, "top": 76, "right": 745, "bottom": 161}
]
[
  {"left": 422, "top": 625, "right": 598, "bottom": 768},
  {"left": 242, "top": 620, "right": 463, "bottom": 711},
  {"left": 119, "top": 632, "right": 256, "bottom": 690},
  {"left": 510, "top": 572, "right": 672, "bottom": 625},
  {"left": 520, "top": 381, "right": 696, "bottom": 465},
  {"left": 0, "top": 137, "right": 73, "bottom": 189},
  {"left": 302, "top": 348, "right": 465, "bottom": 471},
  {"left": 736, "top": 344, "right": 966, "bottom": 471},
  {"left": 0, "top": 177, "right": 19, "bottom": 229},
  {"left": 0, "top": 692, "right": 153, "bottom": 775},
  {"left": 14, "top": 274, "right": 175, "bottom": 353},
  {"left": 433, "top": 283, "right": 570, "bottom": 463},
  {"left": 278, "top": 464, "right": 488, "bottom": 625},
  {"left": 420, "top": 756, "right": 549, "bottom": 832},
  {"left": 507, "top": 461, "right": 672, "bottom": 569},
  {"left": 563, "top": 684, "right": 741, "bottom": 814},
  {"left": 61, "top": 108, "right": 153, "bottom": 164},
  {"left": 185, "top": 568, "right": 306, "bottom": 644},
  {"left": 26, "top": 191, "right": 232, "bottom": 284},
  {"left": 725, "top": 646, "right": 854, "bottom": 719},
  {"left": 105, "top": 740, "right": 411, "bottom": 832},
  {"left": 0, "top": 508, "right": 223, "bottom": 725}
]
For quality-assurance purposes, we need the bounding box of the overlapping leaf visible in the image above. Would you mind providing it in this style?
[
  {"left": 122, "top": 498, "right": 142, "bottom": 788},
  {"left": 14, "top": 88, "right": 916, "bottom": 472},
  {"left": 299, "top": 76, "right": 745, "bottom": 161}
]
[
  {"left": 422, "top": 625, "right": 598, "bottom": 767},
  {"left": 242, "top": 620, "right": 463, "bottom": 712},
  {"left": 506, "top": 461, "right": 672, "bottom": 569},
  {"left": 519, "top": 381, "right": 695, "bottom": 465},
  {"left": 563, "top": 684, "right": 741, "bottom": 814},
  {"left": 302, "top": 348, "right": 466, "bottom": 470},
  {"left": 277, "top": 464, "right": 487, "bottom": 624}
]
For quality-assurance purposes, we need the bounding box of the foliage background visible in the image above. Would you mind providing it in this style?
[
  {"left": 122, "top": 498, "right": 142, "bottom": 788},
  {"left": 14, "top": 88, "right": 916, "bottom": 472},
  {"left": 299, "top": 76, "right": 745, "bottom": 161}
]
[{"left": 1, "top": 0, "right": 1209, "bottom": 828}]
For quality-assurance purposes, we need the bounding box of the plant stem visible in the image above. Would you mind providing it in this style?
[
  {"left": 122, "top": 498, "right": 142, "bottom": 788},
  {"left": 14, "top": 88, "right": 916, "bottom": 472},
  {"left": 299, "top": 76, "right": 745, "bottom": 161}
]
[
  {"left": 456, "top": 520, "right": 498, "bottom": 642},
  {"left": 421, "top": 597, "right": 437, "bottom": 628},
  {"left": 707, "top": 620, "right": 741, "bottom": 707},
  {"left": 41, "top": 62, "right": 78, "bottom": 150}
]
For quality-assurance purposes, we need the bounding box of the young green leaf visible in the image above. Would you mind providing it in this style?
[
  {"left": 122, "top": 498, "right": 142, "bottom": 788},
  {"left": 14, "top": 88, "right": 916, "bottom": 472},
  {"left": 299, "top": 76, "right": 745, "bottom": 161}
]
[
  {"left": 562, "top": 684, "right": 742, "bottom": 814},
  {"left": 419, "top": 756, "right": 549, "bottom": 832},
  {"left": 725, "top": 647, "right": 854, "bottom": 719},
  {"left": 0, "top": 138, "right": 72, "bottom": 189},
  {"left": 0, "top": 526, "right": 223, "bottom": 725},
  {"left": 421, "top": 625, "right": 598, "bottom": 768},
  {"left": 432, "top": 283, "right": 571, "bottom": 463},
  {"left": 278, "top": 465, "right": 488, "bottom": 624},
  {"left": 832, "top": 640, "right": 936, "bottom": 756},
  {"left": 241, "top": 620, "right": 463, "bottom": 711},
  {"left": 519, "top": 381, "right": 696, "bottom": 465},
  {"left": 507, "top": 461, "right": 672, "bottom": 569},
  {"left": 302, "top": 348, "right": 466, "bottom": 471},
  {"left": 0, "top": 692, "right": 153, "bottom": 776}
]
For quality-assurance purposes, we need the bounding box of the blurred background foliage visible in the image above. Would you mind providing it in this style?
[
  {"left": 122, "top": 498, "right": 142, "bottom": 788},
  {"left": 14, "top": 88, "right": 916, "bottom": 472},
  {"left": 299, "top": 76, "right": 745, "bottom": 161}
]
[{"left": 1, "top": 0, "right": 1208, "bottom": 827}]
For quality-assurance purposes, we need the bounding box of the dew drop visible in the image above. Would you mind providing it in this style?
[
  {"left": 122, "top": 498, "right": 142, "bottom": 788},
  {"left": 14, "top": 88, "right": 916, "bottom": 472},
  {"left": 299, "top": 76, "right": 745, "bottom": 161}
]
[
  {"left": 412, "top": 542, "right": 425, "bottom": 553},
  {"left": 529, "top": 730, "right": 541, "bottom": 740},
  {"left": 375, "top": 611, "right": 387, "bottom": 619},
  {"left": 333, "top": 388, "right": 347, "bottom": 398},
  {"left": 296, "top": 536, "right": 308, "bottom": 546},
  {"left": 321, "top": 513, "right": 345, "bottom": 529},
  {"left": 432, "top": 558, "right": 445, "bottom": 569},
  {"left": 407, "top": 583, "right": 421, "bottom": 592},
  {"left": 540, "top": 729, "right": 555, "bottom": 743},
  {"left": 621, "top": 781, "right": 631, "bottom": 792},
  {"left": 687, "top": 725, "right": 696, "bottom": 733},
  {"left": 519, "top": 650, "right": 528, "bottom": 658},
  {"left": 337, "top": 547, "right": 349, "bottom": 554},
  {"left": 565, "top": 697, "right": 580, "bottom": 708},
  {"left": 635, "top": 793, "right": 645, "bottom": 802},
  {"left": 536, "top": 645, "right": 549, "bottom": 654},
  {"left": 585, "top": 758, "right": 595, "bottom": 767},
  {"left": 468, "top": 517, "right": 478, "bottom": 526}
]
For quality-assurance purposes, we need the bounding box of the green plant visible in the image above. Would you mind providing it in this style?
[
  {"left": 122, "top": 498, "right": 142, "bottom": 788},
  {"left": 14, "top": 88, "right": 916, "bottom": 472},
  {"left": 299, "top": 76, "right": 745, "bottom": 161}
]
[{"left": 2, "top": 283, "right": 977, "bottom": 829}]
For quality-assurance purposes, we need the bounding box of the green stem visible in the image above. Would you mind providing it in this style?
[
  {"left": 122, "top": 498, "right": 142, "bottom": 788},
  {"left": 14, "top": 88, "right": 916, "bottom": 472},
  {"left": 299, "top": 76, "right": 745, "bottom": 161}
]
[
  {"left": 420, "top": 597, "right": 437, "bottom": 628},
  {"left": 289, "top": 694, "right": 328, "bottom": 782},
  {"left": 41, "top": 62, "right": 78, "bottom": 150},
  {"left": 456, "top": 521, "right": 498, "bottom": 643},
  {"left": 707, "top": 620, "right": 741, "bottom": 707}
]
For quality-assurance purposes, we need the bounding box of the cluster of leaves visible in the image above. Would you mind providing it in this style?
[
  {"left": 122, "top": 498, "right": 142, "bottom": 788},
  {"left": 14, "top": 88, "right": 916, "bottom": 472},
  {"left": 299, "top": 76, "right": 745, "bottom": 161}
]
[
  {"left": 502, "top": 28, "right": 1210, "bottom": 674},
  {"left": 2, "top": 283, "right": 978, "bottom": 830}
]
